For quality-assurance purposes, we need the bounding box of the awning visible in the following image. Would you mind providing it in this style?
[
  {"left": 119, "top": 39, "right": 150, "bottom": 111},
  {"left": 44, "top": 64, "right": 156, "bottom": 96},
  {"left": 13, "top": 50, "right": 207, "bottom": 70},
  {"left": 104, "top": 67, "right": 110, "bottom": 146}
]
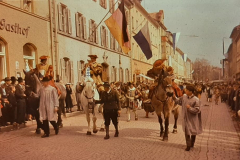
[{"left": 136, "top": 74, "right": 154, "bottom": 80}]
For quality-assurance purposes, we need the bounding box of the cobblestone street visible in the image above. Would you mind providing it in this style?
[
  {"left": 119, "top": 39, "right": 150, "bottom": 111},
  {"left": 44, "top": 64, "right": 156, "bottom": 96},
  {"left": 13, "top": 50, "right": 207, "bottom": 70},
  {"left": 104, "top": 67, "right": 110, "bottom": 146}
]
[{"left": 0, "top": 95, "right": 240, "bottom": 160}]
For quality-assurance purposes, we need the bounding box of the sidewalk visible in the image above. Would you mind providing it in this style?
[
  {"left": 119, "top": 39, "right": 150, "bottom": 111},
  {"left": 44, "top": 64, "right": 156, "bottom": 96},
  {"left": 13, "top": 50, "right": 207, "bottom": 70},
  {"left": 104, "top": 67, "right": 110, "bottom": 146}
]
[{"left": 0, "top": 106, "right": 83, "bottom": 133}]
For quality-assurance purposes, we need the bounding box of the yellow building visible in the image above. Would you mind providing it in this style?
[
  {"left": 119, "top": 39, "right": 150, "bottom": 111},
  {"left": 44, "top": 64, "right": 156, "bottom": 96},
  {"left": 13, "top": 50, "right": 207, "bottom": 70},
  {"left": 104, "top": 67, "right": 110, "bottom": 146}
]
[
  {"left": 128, "top": 0, "right": 161, "bottom": 83},
  {"left": 0, "top": 0, "right": 51, "bottom": 80}
]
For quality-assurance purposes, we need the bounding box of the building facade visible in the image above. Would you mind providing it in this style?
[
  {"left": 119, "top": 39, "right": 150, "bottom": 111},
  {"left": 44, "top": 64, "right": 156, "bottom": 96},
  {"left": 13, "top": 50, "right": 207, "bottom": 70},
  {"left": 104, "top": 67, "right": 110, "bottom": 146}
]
[{"left": 0, "top": 0, "right": 51, "bottom": 80}]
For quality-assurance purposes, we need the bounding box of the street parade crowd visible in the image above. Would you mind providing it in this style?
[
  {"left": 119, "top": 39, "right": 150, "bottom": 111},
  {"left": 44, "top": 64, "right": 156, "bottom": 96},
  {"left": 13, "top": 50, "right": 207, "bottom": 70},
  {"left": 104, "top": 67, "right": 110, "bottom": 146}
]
[{"left": 0, "top": 55, "right": 239, "bottom": 151}]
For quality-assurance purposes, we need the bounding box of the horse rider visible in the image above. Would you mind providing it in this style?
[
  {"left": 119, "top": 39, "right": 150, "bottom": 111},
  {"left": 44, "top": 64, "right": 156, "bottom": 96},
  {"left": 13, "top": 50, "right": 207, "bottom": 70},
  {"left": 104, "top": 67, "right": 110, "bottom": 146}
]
[
  {"left": 82, "top": 55, "right": 103, "bottom": 86},
  {"left": 95, "top": 82, "right": 121, "bottom": 140}
]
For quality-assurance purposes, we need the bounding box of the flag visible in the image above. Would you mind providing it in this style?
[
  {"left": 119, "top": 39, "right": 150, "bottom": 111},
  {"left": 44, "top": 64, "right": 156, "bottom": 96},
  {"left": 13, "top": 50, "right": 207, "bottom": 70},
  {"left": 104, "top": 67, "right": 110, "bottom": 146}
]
[
  {"left": 173, "top": 32, "right": 180, "bottom": 54},
  {"left": 133, "top": 22, "right": 152, "bottom": 60},
  {"left": 105, "top": 0, "right": 131, "bottom": 54}
]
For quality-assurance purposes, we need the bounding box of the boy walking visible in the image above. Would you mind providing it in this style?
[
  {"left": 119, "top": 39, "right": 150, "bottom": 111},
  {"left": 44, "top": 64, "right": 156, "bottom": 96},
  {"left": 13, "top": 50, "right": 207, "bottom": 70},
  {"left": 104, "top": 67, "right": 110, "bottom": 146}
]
[{"left": 175, "top": 85, "right": 203, "bottom": 151}]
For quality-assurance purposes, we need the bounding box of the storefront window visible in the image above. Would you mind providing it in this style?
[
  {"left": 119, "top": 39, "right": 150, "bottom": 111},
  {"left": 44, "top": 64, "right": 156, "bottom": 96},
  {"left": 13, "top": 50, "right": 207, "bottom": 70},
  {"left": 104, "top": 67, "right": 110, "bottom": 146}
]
[
  {"left": 0, "top": 39, "right": 7, "bottom": 81},
  {"left": 23, "top": 43, "right": 36, "bottom": 70}
]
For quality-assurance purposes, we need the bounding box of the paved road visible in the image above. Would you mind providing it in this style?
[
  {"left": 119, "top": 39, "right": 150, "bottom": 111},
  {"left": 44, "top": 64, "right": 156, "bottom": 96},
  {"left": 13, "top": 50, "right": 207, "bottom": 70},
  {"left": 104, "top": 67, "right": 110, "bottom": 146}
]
[{"left": 0, "top": 95, "right": 240, "bottom": 160}]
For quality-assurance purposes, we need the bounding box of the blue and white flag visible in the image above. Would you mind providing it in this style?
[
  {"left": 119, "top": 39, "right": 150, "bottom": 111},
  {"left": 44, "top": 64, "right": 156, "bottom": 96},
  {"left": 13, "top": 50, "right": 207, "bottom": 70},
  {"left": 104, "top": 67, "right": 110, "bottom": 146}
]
[
  {"left": 86, "top": 67, "right": 91, "bottom": 78},
  {"left": 173, "top": 32, "right": 180, "bottom": 54}
]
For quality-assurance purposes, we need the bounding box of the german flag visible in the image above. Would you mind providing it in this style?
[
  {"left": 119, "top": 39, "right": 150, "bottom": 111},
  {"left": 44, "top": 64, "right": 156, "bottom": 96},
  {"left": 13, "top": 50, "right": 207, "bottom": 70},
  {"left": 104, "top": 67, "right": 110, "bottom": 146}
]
[{"left": 105, "top": 0, "right": 131, "bottom": 54}]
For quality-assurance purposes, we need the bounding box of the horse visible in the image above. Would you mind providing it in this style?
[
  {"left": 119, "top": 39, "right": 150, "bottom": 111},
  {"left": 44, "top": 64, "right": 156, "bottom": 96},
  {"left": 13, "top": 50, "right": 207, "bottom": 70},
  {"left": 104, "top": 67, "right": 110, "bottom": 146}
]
[
  {"left": 24, "top": 69, "right": 67, "bottom": 130},
  {"left": 80, "top": 77, "right": 104, "bottom": 135},
  {"left": 151, "top": 70, "right": 176, "bottom": 141}
]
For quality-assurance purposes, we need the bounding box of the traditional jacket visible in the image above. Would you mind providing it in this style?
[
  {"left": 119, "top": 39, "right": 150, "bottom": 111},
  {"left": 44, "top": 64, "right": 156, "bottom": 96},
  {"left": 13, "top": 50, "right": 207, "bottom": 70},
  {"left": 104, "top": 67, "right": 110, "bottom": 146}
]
[
  {"left": 96, "top": 89, "right": 120, "bottom": 110},
  {"left": 37, "top": 85, "right": 59, "bottom": 121},
  {"left": 176, "top": 94, "right": 202, "bottom": 135}
]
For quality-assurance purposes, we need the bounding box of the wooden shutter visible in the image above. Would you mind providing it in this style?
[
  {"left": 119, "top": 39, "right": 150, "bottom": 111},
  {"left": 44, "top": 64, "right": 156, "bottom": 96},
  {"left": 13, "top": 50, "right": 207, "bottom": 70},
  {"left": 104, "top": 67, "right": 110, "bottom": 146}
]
[
  {"left": 60, "top": 59, "right": 65, "bottom": 83},
  {"left": 58, "top": 4, "right": 63, "bottom": 31},
  {"left": 67, "top": 9, "right": 72, "bottom": 34},
  {"left": 89, "top": 20, "right": 92, "bottom": 42},
  {"left": 106, "top": 30, "right": 109, "bottom": 48},
  {"left": 100, "top": 26, "right": 103, "bottom": 46},
  {"left": 75, "top": 13, "right": 79, "bottom": 37},
  {"left": 83, "top": 16, "right": 87, "bottom": 40},
  {"left": 95, "top": 23, "right": 98, "bottom": 44}
]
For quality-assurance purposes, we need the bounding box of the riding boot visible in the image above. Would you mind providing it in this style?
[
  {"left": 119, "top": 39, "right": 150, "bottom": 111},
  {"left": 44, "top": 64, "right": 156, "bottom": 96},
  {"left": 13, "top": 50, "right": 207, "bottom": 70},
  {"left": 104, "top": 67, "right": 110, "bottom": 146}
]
[
  {"left": 114, "top": 124, "right": 119, "bottom": 137},
  {"left": 104, "top": 126, "right": 110, "bottom": 139}
]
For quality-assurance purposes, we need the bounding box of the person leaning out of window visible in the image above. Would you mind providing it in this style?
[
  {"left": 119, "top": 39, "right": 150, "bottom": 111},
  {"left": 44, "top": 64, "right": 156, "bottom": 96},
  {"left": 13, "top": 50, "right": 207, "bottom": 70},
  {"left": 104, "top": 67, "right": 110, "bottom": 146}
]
[{"left": 95, "top": 82, "right": 121, "bottom": 140}]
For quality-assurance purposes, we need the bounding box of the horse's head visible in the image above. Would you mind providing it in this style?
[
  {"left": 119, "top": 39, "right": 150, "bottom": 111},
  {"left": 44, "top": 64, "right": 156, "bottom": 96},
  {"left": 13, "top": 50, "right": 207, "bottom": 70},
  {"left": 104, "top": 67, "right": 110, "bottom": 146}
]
[
  {"left": 162, "top": 76, "right": 174, "bottom": 97},
  {"left": 23, "top": 69, "right": 41, "bottom": 94},
  {"left": 82, "top": 79, "right": 95, "bottom": 103}
]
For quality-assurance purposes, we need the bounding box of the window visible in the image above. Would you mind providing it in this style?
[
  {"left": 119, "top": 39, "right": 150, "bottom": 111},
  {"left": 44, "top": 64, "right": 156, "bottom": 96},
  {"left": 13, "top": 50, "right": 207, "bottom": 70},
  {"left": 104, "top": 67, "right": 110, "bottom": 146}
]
[
  {"left": 77, "top": 60, "right": 84, "bottom": 81},
  {"left": 75, "top": 13, "right": 87, "bottom": 39},
  {"left": 23, "top": 43, "right": 36, "bottom": 71},
  {"left": 109, "top": 0, "right": 115, "bottom": 14},
  {"left": 23, "top": 0, "right": 33, "bottom": 12},
  {"left": 100, "top": 0, "right": 107, "bottom": 9},
  {"left": 89, "top": 19, "right": 98, "bottom": 44},
  {"left": 101, "top": 26, "right": 108, "bottom": 48},
  {"left": 58, "top": 3, "right": 72, "bottom": 34},
  {"left": 111, "top": 66, "right": 117, "bottom": 82},
  {"left": 125, "top": 68, "right": 129, "bottom": 82},
  {"left": 110, "top": 33, "right": 116, "bottom": 50},
  {"left": 119, "top": 67, "right": 124, "bottom": 82},
  {"left": 0, "top": 39, "right": 7, "bottom": 80},
  {"left": 60, "top": 58, "right": 74, "bottom": 84}
]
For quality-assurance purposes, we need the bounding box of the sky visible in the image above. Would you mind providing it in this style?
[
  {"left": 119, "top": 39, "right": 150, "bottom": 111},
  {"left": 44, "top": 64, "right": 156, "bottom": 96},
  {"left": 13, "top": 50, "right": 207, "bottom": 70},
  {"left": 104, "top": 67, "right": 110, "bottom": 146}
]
[{"left": 142, "top": 0, "right": 240, "bottom": 67}]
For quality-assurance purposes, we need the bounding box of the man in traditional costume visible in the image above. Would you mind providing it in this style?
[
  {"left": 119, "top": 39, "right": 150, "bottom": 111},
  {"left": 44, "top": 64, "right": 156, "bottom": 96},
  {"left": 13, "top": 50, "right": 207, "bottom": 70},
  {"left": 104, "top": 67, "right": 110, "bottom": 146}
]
[
  {"left": 35, "top": 77, "right": 59, "bottom": 138},
  {"left": 126, "top": 82, "right": 138, "bottom": 122},
  {"left": 83, "top": 55, "right": 103, "bottom": 86}
]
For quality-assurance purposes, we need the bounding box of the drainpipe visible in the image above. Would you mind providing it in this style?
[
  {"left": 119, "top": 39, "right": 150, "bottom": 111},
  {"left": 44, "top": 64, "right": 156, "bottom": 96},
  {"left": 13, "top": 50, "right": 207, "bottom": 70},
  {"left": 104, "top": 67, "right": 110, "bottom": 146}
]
[
  {"left": 129, "top": 4, "right": 133, "bottom": 82},
  {"left": 49, "top": 0, "right": 55, "bottom": 75},
  {"left": 53, "top": 0, "right": 59, "bottom": 77}
]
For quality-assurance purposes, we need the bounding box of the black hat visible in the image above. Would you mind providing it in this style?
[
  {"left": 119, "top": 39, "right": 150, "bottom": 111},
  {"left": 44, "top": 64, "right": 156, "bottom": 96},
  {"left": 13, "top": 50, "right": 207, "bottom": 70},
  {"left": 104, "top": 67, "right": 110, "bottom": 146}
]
[
  {"left": 11, "top": 76, "right": 17, "bottom": 82},
  {"left": 42, "top": 77, "right": 50, "bottom": 82},
  {"left": 17, "top": 77, "right": 24, "bottom": 83},
  {"left": 4, "top": 77, "right": 11, "bottom": 82},
  {"left": 103, "top": 82, "right": 110, "bottom": 87}
]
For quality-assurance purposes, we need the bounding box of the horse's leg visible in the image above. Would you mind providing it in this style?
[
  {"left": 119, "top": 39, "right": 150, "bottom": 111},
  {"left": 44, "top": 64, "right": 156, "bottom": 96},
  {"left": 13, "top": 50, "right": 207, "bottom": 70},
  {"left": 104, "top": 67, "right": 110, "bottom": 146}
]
[
  {"left": 163, "top": 112, "right": 170, "bottom": 141},
  {"left": 86, "top": 111, "right": 91, "bottom": 135},
  {"left": 172, "top": 108, "right": 179, "bottom": 134},
  {"left": 99, "top": 104, "right": 105, "bottom": 131},
  {"left": 92, "top": 104, "right": 98, "bottom": 134},
  {"left": 157, "top": 114, "right": 164, "bottom": 137},
  {"left": 145, "top": 111, "right": 149, "bottom": 118}
]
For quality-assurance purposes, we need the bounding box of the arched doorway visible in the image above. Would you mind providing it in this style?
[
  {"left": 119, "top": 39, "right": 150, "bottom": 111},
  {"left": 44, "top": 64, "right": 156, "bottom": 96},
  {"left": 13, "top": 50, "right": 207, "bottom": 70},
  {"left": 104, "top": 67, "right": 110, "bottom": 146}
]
[
  {"left": 23, "top": 43, "right": 36, "bottom": 71},
  {"left": 0, "top": 38, "right": 7, "bottom": 80}
]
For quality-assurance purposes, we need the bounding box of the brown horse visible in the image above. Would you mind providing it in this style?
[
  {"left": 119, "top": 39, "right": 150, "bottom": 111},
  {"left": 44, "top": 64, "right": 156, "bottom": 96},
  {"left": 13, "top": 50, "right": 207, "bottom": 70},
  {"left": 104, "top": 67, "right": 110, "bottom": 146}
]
[{"left": 151, "top": 70, "right": 175, "bottom": 141}]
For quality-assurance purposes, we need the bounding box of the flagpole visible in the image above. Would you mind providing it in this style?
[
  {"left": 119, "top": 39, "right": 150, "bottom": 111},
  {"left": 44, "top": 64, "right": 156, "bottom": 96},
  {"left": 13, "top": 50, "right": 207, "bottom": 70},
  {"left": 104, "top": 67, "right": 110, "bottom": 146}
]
[{"left": 89, "top": 0, "right": 119, "bottom": 39}]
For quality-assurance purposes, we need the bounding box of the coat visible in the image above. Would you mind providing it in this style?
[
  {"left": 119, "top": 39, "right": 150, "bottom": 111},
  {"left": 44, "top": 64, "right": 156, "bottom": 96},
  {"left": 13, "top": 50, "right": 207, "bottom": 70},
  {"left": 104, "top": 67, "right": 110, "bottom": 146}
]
[
  {"left": 96, "top": 89, "right": 120, "bottom": 110},
  {"left": 37, "top": 85, "right": 59, "bottom": 121},
  {"left": 176, "top": 94, "right": 203, "bottom": 135}
]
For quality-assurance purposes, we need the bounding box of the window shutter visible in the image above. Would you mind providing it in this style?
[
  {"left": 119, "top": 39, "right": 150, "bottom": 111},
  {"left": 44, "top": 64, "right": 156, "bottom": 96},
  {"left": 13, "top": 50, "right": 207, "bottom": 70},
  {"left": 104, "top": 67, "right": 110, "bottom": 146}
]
[
  {"left": 75, "top": 13, "right": 79, "bottom": 37},
  {"left": 89, "top": 20, "right": 92, "bottom": 42},
  {"left": 110, "top": 34, "right": 112, "bottom": 49},
  {"left": 70, "top": 61, "right": 74, "bottom": 84},
  {"left": 83, "top": 16, "right": 87, "bottom": 40},
  {"left": 67, "top": 9, "right": 72, "bottom": 34},
  {"left": 58, "top": 4, "right": 63, "bottom": 31},
  {"left": 79, "top": 16, "right": 83, "bottom": 38},
  {"left": 106, "top": 30, "right": 109, "bottom": 48},
  {"left": 63, "top": 8, "right": 67, "bottom": 33},
  {"left": 115, "top": 40, "right": 118, "bottom": 51},
  {"left": 100, "top": 26, "right": 103, "bottom": 46},
  {"left": 95, "top": 23, "right": 99, "bottom": 44}
]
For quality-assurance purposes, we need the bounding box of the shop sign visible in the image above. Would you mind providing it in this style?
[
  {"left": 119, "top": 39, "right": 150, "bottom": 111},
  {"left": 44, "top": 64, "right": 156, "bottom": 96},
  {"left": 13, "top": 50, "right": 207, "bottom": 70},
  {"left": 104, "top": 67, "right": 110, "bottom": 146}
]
[{"left": 0, "top": 19, "right": 30, "bottom": 38}]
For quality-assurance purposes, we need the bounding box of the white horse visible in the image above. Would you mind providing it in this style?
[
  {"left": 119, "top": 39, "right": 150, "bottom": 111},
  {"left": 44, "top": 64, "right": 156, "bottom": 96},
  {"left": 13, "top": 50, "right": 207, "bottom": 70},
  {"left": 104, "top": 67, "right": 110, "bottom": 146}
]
[{"left": 80, "top": 77, "right": 104, "bottom": 135}]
